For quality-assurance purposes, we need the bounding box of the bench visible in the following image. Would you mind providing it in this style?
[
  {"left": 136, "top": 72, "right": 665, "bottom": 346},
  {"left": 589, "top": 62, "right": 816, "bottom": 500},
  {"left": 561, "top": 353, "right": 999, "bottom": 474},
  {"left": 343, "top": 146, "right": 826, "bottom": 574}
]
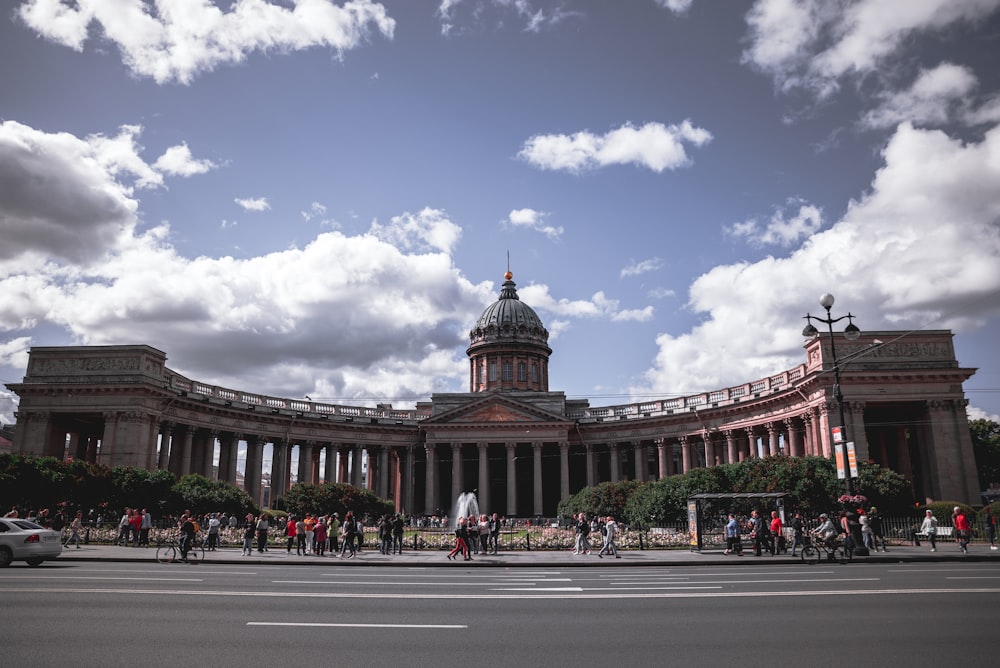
[{"left": 915, "top": 526, "right": 954, "bottom": 541}]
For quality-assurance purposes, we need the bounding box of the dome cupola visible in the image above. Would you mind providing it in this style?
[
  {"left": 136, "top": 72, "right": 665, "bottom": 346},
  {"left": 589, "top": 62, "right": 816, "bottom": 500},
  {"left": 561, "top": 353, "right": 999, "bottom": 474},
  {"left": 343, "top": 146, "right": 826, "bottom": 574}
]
[{"left": 467, "top": 271, "right": 551, "bottom": 392}]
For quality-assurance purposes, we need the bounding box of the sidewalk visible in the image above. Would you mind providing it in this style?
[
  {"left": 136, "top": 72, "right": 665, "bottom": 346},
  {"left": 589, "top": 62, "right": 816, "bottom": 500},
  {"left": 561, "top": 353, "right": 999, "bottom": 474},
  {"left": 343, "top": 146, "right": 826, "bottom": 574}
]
[{"left": 53, "top": 542, "right": 1000, "bottom": 567}]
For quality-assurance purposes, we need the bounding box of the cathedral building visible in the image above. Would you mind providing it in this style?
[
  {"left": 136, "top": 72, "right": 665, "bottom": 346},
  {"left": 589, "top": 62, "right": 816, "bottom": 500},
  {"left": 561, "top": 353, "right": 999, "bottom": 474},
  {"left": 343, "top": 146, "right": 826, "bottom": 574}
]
[{"left": 6, "top": 272, "right": 982, "bottom": 514}]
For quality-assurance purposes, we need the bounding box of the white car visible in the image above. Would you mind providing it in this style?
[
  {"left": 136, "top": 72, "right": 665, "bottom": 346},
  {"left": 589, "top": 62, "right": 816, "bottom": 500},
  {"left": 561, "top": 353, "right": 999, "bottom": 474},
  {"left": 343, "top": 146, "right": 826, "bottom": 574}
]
[{"left": 0, "top": 518, "right": 63, "bottom": 567}]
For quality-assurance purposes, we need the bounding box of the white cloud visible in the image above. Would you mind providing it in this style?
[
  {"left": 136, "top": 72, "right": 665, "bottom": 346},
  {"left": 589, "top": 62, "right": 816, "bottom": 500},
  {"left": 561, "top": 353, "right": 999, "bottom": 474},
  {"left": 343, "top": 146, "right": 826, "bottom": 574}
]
[
  {"left": 743, "top": 0, "right": 1000, "bottom": 98},
  {"left": 0, "top": 121, "right": 501, "bottom": 409},
  {"left": 654, "top": 0, "right": 694, "bottom": 13},
  {"left": 647, "top": 287, "right": 676, "bottom": 300},
  {"left": 505, "top": 208, "right": 563, "bottom": 240},
  {"left": 436, "top": 0, "right": 579, "bottom": 35},
  {"left": 726, "top": 200, "right": 823, "bottom": 247},
  {"left": 153, "top": 143, "right": 217, "bottom": 177},
  {"left": 519, "top": 120, "right": 712, "bottom": 173},
  {"left": 235, "top": 197, "right": 271, "bottom": 212},
  {"left": 621, "top": 258, "right": 664, "bottom": 278},
  {"left": 633, "top": 121, "right": 1000, "bottom": 398},
  {"left": 368, "top": 207, "right": 462, "bottom": 254},
  {"left": 17, "top": 0, "right": 397, "bottom": 84},
  {"left": 518, "top": 284, "right": 653, "bottom": 323},
  {"left": 968, "top": 405, "right": 1000, "bottom": 423},
  {"left": 861, "top": 63, "right": 979, "bottom": 129}
]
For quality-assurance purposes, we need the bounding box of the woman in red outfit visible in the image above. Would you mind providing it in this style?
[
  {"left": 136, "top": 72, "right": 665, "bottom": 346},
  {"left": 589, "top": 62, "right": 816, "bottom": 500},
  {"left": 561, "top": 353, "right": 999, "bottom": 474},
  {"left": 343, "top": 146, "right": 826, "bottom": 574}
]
[{"left": 447, "top": 518, "right": 471, "bottom": 561}]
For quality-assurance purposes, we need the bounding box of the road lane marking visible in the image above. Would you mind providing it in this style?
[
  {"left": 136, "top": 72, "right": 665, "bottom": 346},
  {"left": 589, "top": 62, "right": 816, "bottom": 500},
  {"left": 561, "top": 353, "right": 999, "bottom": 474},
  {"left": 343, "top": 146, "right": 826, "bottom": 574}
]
[
  {"left": 25, "top": 576, "right": 204, "bottom": 582},
  {"left": 6, "top": 587, "right": 1000, "bottom": 599},
  {"left": 606, "top": 578, "right": 879, "bottom": 586},
  {"left": 490, "top": 587, "right": 584, "bottom": 591},
  {"left": 247, "top": 622, "right": 467, "bottom": 629}
]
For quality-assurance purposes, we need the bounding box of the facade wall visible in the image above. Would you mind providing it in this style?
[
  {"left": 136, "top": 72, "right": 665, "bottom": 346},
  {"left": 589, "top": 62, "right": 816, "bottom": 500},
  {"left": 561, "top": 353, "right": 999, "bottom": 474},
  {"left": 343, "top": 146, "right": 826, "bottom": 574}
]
[{"left": 5, "top": 331, "right": 981, "bottom": 514}]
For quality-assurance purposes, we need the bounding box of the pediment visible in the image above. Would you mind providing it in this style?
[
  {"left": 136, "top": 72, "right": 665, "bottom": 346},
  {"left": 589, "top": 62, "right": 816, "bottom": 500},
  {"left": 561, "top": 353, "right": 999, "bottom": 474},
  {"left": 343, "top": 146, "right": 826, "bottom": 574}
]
[{"left": 422, "top": 394, "right": 570, "bottom": 426}]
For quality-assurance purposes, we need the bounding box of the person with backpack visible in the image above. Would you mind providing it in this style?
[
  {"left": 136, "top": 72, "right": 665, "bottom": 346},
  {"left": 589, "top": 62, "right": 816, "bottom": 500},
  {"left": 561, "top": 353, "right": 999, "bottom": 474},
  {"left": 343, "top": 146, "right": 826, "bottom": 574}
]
[{"left": 339, "top": 512, "right": 357, "bottom": 558}]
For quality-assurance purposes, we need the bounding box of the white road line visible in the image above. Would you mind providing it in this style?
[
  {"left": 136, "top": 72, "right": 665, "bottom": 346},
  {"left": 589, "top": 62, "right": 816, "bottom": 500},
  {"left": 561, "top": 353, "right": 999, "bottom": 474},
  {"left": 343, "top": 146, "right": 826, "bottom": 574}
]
[
  {"left": 491, "top": 587, "right": 584, "bottom": 591},
  {"left": 26, "top": 576, "right": 204, "bottom": 582},
  {"left": 271, "top": 580, "right": 549, "bottom": 586},
  {"left": 247, "top": 622, "right": 467, "bottom": 629},
  {"left": 607, "top": 578, "right": 879, "bottom": 585},
  {"left": 945, "top": 576, "right": 1000, "bottom": 579},
  {"left": 7, "top": 587, "right": 1000, "bottom": 599}
]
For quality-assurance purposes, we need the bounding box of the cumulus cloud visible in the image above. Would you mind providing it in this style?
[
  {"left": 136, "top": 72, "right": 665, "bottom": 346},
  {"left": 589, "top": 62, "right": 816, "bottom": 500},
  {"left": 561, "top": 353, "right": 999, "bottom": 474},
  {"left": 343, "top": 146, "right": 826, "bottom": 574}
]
[
  {"left": 235, "top": 197, "right": 271, "bottom": 212},
  {"left": 861, "top": 63, "right": 979, "bottom": 129},
  {"left": 726, "top": 200, "right": 823, "bottom": 247},
  {"left": 154, "top": 143, "right": 217, "bottom": 176},
  {"left": 654, "top": 0, "right": 694, "bottom": 13},
  {"left": 518, "top": 283, "right": 653, "bottom": 323},
  {"left": 16, "top": 0, "right": 397, "bottom": 84},
  {"left": 519, "top": 120, "right": 712, "bottom": 173},
  {"left": 437, "top": 0, "right": 579, "bottom": 35},
  {"left": 621, "top": 258, "right": 664, "bottom": 278},
  {"left": 742, "top": 0, "right": 1000, "bottom": 98},
  {"left": 632, "top": 121, "right": 1000, "bottom": 398},
  {"left": 504, "top": 208, "right": 563, "bottom": 240},
  {"left": 0, "top": 121, "right": 504, "bottom": 410}
]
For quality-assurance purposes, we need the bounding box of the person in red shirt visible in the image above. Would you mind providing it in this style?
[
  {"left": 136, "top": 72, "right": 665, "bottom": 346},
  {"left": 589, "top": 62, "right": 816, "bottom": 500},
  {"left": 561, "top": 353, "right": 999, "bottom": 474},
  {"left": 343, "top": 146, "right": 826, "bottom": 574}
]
[
  {"left": 953, "top": 506, "right": 971, "bottom": 554},
  {"left": 769, "top": 511, "right": 783, "bottom": 555}
]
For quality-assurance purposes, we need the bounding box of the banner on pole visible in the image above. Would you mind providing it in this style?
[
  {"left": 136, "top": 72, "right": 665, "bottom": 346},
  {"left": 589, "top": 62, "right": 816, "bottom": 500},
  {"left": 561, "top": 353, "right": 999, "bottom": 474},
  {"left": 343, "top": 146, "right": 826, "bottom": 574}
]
[
  {"left": 834, "top": 443, "right": 846, "bottom": 479},
  {"left": 846, "top": 441, "right": 858, "bottom": 478},
  {"left": 832, "top": 426, "right": 844, "bottom": 443}
]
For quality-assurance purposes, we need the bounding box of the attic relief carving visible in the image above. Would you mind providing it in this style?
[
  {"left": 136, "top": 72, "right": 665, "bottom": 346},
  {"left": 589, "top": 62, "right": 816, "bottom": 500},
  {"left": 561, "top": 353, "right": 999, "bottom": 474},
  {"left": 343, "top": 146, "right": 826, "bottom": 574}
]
[
  {"left": 468, "top": 405, "right": 521, "bottom": 422},
  {"left": 33, "top": 356, "right": 140, "bottom": 374}
]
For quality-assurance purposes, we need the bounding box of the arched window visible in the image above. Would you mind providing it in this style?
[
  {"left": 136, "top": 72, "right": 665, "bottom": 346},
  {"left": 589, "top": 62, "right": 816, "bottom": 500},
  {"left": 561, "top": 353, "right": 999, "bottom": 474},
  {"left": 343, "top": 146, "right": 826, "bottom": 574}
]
[{"left": 518, "top": 362, "right": 526, "bottom": 382}]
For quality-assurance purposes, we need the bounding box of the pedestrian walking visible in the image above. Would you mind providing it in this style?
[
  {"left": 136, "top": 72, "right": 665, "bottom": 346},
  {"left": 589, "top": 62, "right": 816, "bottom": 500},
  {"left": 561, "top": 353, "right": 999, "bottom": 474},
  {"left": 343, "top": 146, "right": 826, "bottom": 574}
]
[
  {"left": 921, "top": 509, "right": 938, "bottom": 552},
  {"left": 983, "top": 506, "right": 998, "bottom": 551},
  {"left": 64, "top": 511, "right": 84, "bottom": 548},
  {"left": 953, "top": 506, "right": 971, "bottom": 554}
]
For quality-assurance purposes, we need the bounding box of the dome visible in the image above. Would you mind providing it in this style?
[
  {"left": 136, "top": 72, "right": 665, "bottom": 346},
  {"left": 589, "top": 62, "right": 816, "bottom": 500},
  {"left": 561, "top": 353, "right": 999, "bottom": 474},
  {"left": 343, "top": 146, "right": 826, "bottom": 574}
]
[{"left": 470, "top": 273, "right": 548, "bottom": 342}]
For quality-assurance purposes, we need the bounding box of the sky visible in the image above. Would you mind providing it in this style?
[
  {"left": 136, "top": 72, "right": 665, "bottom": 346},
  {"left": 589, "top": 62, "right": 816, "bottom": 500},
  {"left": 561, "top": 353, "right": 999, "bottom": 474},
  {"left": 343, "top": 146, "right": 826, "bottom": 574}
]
[{"left": 2, "top": 0, "right": 1000, "bottom": 432}]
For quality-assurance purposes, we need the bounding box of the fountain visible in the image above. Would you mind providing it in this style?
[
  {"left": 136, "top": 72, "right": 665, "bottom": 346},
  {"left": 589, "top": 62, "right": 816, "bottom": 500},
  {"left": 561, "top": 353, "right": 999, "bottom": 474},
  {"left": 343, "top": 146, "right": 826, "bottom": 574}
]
[{"left": 452, "top": 491, "right": 480, "bottom": 528}]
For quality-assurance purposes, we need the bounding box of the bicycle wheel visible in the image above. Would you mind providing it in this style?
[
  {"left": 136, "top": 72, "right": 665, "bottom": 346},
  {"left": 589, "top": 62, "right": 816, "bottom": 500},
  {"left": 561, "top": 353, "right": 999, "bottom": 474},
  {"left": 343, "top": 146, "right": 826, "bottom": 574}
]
[
  {"left": 832, "top": 546, "right": 849, "bottom": 564},
  {"left": 800, "top": 545, "right": 820, "bottom": 565},
  {"left": 156, "top": 544, "right": 177, "bottom": 564},
  {"left": 186, "top": 543, "right": 205, "bottom": 564}
]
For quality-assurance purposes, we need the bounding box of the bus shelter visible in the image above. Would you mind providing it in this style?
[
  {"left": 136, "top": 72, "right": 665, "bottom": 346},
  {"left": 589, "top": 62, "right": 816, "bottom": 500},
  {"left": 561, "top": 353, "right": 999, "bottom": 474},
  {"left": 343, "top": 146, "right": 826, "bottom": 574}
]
[{"left": 687, "top": 492, "right": 788, "bottom": 552}]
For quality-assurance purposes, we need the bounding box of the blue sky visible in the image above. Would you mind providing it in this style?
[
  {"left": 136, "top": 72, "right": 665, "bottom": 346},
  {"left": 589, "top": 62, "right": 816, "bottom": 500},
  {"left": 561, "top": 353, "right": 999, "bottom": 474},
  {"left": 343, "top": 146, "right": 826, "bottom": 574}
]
[{"left": 2, "top": 0, "right": 1000, "bottom": 429}]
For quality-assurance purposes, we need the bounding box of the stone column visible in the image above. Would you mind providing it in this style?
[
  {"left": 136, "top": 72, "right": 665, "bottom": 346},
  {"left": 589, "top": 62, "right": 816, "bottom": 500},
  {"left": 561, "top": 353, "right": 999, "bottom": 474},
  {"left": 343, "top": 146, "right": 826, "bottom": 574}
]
[
  {"left": 609, "top": 443, "right": 621, "bottom": 482},
  {"left": 559, "top": 441, "right": 570, "bottom": 500},
  {"left": 352, "top": 444, "right": 364, "bottom": 487},
  {"left": 680, "top": 435, "right": 691, "bottom": 473},
  {"left": 725, "top": 430, "right": 737, "bottom": 465},
  {"left": 298, "top": 441, "right": 314, "bottom": 485},
  {"left": 451, "top": 442, "right": 463, "bottom": 503},
  {"left": 244, "top": 436, "right": 262, "bottom": 503},
  {"left": 477, "top": 442, "right": 489, "bottom": 514},
  {"left": 532, "top": 441, "right": 543, "bottom": 517},
  {"left": 767, "top": 423, "right": 779, "bottom": 457},
  {"left": 585, "top": 444, "right": 596, "bottom": 486},
  {"left": 157, "top": 422, "right": 172, "bottom": 471},
  {"left": 786, "top": 418, "right": 804, "bottom": 458},
  {"left": 271, "top": 440, "right": 289, "bottom": 505},
  {"left": 378, "top": 445, "right": 390, "bottom": 498},
  {"left": 744, "top": 427, "right": 757, "bottom": 459},
  {"left": 424, "top": 444, "right": 437, "bottom": 515},
  {"left": 818, "top": 404, "right": 833, "bottom": 458},
  {"left": 632, "top": 441, "right": 646, "bottom": 481},
  {"left": 404, "top": 446, "right": 416, "bottom": 515},
  {"left": 925, "top": 399, "right": 981, "bottom": 503},
  {"left": 335, "top": 445, "right": 348, "bottom": 483},
  {"left": 506, "top": 442, "right": 517, "bottom": 517},
  {"left": 846, "top": 401, "right": 869, "bottom": 462},
  {"left": 179, "top": 426, "right": 194, "bottom": 476},
  {"left": 801, "top": 412, "right": 815, "bottom": 456},
  {"left": 324, "top": 443, "right": 336, "bottom": 483}
]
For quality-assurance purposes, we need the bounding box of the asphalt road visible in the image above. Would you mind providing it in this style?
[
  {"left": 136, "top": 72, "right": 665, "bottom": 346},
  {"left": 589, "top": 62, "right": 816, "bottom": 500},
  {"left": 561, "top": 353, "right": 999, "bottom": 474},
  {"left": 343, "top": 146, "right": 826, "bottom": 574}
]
[{"left": 3, "top": 560, "right": 998, "bottom": 666}]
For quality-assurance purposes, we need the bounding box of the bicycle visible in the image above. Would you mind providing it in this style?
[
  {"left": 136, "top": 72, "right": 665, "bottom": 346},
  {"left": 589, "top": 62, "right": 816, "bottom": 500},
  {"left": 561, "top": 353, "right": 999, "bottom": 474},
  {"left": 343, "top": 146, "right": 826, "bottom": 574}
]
[
  {"left": 800, "top": 534, "right": 849, "bottom": 565},
  {"left": 155, "top": 535, "right": 205, "bottom": 564}
]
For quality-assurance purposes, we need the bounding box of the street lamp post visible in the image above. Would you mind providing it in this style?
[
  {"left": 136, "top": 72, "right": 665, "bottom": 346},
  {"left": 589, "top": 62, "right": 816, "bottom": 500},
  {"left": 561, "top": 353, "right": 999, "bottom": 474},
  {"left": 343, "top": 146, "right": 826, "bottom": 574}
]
[{"left": 802, "top": 293, "right": 860, "bottom": 495}]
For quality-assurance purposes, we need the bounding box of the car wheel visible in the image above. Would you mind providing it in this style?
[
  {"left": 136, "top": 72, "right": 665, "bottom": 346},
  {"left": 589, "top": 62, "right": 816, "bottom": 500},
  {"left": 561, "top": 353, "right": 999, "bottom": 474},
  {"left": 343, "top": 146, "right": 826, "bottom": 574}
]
[
  {"left": 0, "top": 547, "right": 12, "bottom": 568},
  {"left": 26, "top": 558, "right": 44, "bottom": 567}
]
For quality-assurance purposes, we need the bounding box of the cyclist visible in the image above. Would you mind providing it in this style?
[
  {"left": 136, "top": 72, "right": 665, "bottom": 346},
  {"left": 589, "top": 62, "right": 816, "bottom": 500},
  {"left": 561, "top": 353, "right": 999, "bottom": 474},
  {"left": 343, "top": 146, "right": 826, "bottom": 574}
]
[
  {"left": 811, "top": 513, "right": 839, "bottom": 551},
  {"left": 179, "top": 514, "right": 197, "bottom": 562}
]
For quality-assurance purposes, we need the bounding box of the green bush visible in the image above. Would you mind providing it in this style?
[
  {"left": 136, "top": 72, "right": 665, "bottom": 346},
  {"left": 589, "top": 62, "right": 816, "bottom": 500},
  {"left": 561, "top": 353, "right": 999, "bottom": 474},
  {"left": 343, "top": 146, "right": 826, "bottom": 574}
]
[{"left": 916, "top": 501, "right": 976, "bottom": 526}]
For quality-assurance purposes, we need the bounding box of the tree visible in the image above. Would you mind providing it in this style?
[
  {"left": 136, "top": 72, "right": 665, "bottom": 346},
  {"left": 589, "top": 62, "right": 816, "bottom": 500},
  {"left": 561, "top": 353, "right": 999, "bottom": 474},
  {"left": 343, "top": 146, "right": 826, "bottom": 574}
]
[
  {"left": 278, "top": 482, "right": 393, "bottom": 521},
  {"left": 970, "top": 419, "right": 1000, "bottom": 492},
  {"left": 170, "top": 474, "right": 257, "bottom": 518}
]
